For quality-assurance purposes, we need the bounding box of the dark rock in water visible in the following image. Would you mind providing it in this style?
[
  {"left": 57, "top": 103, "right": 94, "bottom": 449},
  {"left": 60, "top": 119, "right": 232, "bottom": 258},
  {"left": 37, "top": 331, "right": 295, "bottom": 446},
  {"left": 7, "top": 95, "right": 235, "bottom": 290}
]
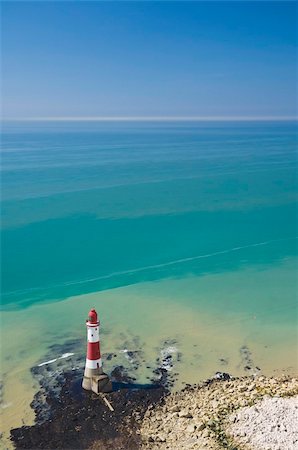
[
  {"left": 10, "top": 336, "right": 178, "bottom": 449},
  {"left": 11, "top": 370, "right": 167, "bottom": 450},
  {"left": 213, "top": 372, "right": 231, "bottom": 381},
  {"left": 240, "top": 345, "right": 261, "bottom": 375},
  {"left": 148, "top": 340, "right": 180, "bottom": 389},
  {"left": 240, "top": 346, "right": 253, "bottom": 370},
  {"left": 177, "top": 352, "right": 183, "bottom": 362},
  {"left": 110, "top": 365, "right": 135, "bottom": 384},
  {"left": 29, "top": 340, "right": 87, "bottom": 425},
  {"left": 30, "top": 391, "right": 52, "bottom": 425},
  {"left": 115, "top": 345, "right": 145, "bottom": 375},
  {"left": 47, "top": 338, "right": 83, "bottom": 356},
  {"left": 151, "top": 367, "right": 175, "bottom": 388},
  {"left": 122, "top": 349, "right": 143, "bottom": 370},
  {"left": 204, "top": 372, "right": 232, "bottom": 386}
]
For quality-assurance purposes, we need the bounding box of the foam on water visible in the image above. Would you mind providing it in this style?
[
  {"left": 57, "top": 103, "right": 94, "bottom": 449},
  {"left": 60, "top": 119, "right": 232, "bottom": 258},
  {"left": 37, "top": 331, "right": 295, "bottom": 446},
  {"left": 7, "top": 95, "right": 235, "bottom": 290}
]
[
  {"left": 37, "top": 352, "right": 75, "bottom": 367},
  {"left": 160, "top": 346, "right": 178, "bottom": 371}
]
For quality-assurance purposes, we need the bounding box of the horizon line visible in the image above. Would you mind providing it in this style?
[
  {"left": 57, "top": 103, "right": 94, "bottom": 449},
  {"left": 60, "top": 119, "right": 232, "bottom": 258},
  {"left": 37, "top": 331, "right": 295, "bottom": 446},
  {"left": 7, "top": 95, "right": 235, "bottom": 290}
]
[{"left": 1, "top": 115, "right": 297, "bottom": 122}]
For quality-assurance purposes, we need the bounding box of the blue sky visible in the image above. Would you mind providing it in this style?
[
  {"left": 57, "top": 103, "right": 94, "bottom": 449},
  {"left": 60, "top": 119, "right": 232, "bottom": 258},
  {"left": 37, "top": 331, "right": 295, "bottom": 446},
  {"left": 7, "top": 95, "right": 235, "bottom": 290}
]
[{"left": 2, "top": 1, "right": 297, "bottom": 119}]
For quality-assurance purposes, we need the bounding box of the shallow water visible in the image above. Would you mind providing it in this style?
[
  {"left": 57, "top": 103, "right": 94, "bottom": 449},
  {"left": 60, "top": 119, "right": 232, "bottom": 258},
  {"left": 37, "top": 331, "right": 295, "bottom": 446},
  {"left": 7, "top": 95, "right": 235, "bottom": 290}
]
[{"left": 1, "top": 120, "right": 297, "bottom": 437}]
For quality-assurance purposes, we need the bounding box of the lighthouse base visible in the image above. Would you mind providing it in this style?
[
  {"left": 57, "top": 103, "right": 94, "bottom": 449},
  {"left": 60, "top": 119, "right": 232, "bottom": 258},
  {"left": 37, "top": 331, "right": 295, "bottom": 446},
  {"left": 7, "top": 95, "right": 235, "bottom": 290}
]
[{"left": 82, "top": 373, "right": 112, "bottom": 394}]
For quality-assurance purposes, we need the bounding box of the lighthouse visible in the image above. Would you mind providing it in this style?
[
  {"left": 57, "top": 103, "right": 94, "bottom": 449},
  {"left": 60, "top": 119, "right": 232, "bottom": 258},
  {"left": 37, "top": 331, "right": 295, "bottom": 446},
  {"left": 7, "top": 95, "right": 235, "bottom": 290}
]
[{"left": 82, "top": 308, "right": 112, "bottom": 394}]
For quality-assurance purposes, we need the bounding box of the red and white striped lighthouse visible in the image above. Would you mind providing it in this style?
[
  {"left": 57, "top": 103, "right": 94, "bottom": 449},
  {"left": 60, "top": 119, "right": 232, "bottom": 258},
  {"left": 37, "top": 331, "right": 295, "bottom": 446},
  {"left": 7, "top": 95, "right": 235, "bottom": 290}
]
[
  {"left": 82, "top": 308, "right": 112, "bottom": 394},
  {"left": 84, "top": 308, "right": 103, "bottom": 375}
]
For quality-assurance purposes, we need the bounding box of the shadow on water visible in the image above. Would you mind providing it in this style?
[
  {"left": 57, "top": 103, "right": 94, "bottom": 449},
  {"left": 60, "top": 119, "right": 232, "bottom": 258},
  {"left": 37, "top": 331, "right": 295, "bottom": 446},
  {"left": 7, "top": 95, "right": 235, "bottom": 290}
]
[
  {"left": 70, "top": 376, "right": 163, "bottom": 403},
  {"left": 112, "top": 381, "right": 161, "bottom": 390}
]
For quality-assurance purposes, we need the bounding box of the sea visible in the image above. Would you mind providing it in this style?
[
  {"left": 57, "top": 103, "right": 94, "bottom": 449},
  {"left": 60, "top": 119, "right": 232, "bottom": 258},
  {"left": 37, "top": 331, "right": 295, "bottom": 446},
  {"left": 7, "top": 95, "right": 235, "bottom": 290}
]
[{"left": 1, "top": 120, "right": 297, "bottom": 437}]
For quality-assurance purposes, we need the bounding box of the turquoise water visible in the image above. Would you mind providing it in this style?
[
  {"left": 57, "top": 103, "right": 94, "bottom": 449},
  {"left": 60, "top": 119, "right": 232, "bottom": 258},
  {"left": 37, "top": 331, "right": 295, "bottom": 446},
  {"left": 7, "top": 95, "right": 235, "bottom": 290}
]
[
  {"left": 2, "top": 121, "right": 297, "bottom": 308},
  {"left": 1, "top": 120, "right": 297, "bottom": 435}
]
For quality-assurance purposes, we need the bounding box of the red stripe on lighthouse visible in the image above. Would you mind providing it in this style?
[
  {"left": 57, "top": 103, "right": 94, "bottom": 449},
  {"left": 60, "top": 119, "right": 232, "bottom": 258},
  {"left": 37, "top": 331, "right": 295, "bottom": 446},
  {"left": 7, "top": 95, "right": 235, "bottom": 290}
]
[{"left": 87, "top": 342, "right": 101, "bottom": 360}]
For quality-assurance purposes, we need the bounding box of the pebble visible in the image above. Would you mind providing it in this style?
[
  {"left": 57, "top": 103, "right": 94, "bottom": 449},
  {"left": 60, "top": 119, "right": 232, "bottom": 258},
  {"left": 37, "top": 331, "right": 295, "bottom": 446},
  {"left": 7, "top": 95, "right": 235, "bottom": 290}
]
[
  {"left": 140, "top": 375, "right": 298, "bottom": 450},
  {"left": 170, "top": 405, "right": 180, "bottom": 413},
  {"left": 228, "top": 396, "right": 298, "bottom": 450},
  {"left": 179, "top": 409, "right": 193, "bottom": 418},
  {"left": 186, "top": 424, "right": 196, "bottom": 433},
  {"left": 196, "top": 422, "right": 206, "bottom": 431}
]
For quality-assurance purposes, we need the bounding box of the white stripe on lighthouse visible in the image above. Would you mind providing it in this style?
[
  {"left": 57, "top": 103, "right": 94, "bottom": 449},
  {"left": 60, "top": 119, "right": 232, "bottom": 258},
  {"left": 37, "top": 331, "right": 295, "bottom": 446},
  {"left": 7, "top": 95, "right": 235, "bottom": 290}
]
[
  {"left": 85, "top": 358, "right": 102, "bottom": 369},
  {"left": 87, "top": 327, "right": 100, "bottom": 343}
]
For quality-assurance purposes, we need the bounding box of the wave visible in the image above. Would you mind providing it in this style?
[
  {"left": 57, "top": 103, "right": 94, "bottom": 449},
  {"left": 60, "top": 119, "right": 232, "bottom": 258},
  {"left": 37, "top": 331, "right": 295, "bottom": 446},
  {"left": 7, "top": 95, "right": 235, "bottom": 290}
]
[
  {"left": 48, "top": 236, "right": 298, "bottom": 286},
  {"left": 4, "top": 236, "right": 297, "bottom": 298},
  {"left": 37, "top": 352, "right": 75, "bottom": 367}
]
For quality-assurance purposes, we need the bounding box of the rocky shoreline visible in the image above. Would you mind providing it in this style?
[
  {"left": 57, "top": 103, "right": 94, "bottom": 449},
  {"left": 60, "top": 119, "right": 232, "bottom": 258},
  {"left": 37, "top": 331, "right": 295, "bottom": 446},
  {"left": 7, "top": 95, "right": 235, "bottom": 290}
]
[
  {"left": 9, "top": 340, "right": 171, "bottom": 450},
  {"left": 140, "top": 374, "right": 298, "bottom": 450},
  {"left": 10, "top": 365, "right": 298, "bottom": 450},
  {"left": 5, "top": 338, "right": 298, "bottom": 450}
]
